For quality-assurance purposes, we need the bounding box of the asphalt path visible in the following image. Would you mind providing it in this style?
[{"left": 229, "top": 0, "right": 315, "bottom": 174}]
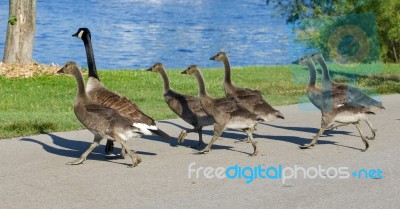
[{"left": 0, "top": 94, "right": 399, "bottom": 209}]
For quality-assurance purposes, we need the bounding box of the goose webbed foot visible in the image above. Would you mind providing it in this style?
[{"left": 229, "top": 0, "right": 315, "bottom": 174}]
[
  {"left": 198, "top": 147, "right": 211, "bottom": 154},
  {"left": 123, "top": 147, "right": 140, "bottom": 167},
  {"left": 250, "top": 146, "right": 258, "bottom": 156},
  {"left": 360, "top": 139, "right": 369, "bottom": 152},
  {"left": 67, "top": 140, "right": 100, "bottom": 165},
  {"left": 300, "top": 128, "right": 324, "bottom": 149},
  {"left": 128, "top": 155, "right": 142, "bottom": 168},
  {"left": 250, "top": 151, "right": 258, "bottom": 156},
  {"left": 66, "top": 157, "right": 85, "bottom": 165},
  {"left": 355, "top": 122, "right": 370, "bottom": 152},
  {"left": 361, "top": 144, "right": 369, "bottom": 152},
  {"left": 366, "top": 129, "right": 377, "bottom": 140},
  {"left": 177, "top": 130, "right": 187, "bottom": 144},
  {"left": 299, "top": 143, "right": 316, "bottom": 149},
  {"left": 360, "top": 134, "right": 370, "bottom": 152}
]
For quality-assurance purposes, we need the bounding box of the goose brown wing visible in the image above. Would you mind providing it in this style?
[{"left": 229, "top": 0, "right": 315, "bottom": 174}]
[
  {"left": 90, "top": 88, "right": 156, "bottom": 125},
  {"left": 229, "top": 87, "right": 263, "bottom": 102},
  {"left": 214, "top": 97, "right": 239, "bottom": 113},
  {"left": 82, "top": 104, "right": 137, "bottom": 136},
  {"left": 321, "top": 90, "right": 349, "bottom": 111},
  {"left": 166, "top": 90, "right": 204, "bottom": 113},
  {"left": 184, "top": 95, "right": 204, "bottom": 112},
  {"left": 85, "top": 104, "right": 117, "bottom": 116}
]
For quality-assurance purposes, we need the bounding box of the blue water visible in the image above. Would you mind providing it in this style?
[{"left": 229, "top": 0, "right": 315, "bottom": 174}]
[{"left": 0, "top": 0, "right": 309, "bottom": 69}]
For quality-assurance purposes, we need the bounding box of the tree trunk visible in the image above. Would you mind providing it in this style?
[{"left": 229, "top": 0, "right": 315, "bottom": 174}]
[
  {"left": 3, "top": 0, "right": 36, "bottom": 64},
  {"left": 392, "top": 40, "right": 399, "bottom": 63}
]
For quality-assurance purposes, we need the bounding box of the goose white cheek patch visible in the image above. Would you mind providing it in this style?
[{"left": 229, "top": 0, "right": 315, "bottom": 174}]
[{"left": 77, "top": 30, "right": 84, "bottom": 39}]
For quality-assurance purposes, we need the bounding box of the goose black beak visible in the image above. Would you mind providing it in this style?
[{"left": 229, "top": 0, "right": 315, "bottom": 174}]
[
  {"left": 291, "top": 59, "right": 300, "bottom": 65},
  {"left": 146, "top": 67, "right": 152, "bottom": 71},
  {"left": 57, "top": 67, "right": 65, "bottom": 74},
  {"left": 72, "top": 32, "right": 78, "bottom": 37},
  {"left": 181, "top": 70, "right": 188, "bottom": 74},
  {"left": 209, "top": 55, "right": 216, "bottom": 60}
]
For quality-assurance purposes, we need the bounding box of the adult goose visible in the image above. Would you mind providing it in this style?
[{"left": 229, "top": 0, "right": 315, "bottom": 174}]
[
  {"left": 210, "top": 52, "right": 284, "bottom": 141},
  {"left": 182, "top": 65, "right": 264, "bottom": 156},
  {"left": 293, "top": 56, "right": 375, "bottom": 151},
  {"left": 311, "top": 52, "right": 384, "bottom": 139},
  {"left": 57, "top": 62, "right": 153, "bottom": 167},
  {"left": 73, "top": 28, "right": 169, "bottom": 156},
  {"left": 147, "top": 63, "right": 214, "bottom": 148}
]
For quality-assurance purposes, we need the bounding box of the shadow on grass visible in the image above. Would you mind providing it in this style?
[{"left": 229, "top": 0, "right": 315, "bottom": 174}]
[{"left": 20, "top": 133, "right": 158, "bottom": 165}]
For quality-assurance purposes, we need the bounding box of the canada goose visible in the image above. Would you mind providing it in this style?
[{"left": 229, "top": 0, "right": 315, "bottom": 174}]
[
  {"left": 291, "top": 56, "right": 324, "bottom": 110},
  {"left": 147, "top": 63, "right": 214, "bottom": 148},
  {"left": 210, "top": 52, "right": 284, "bottom": 141},
  {"left": 182, "top": 65, "right": 263, "bottom": 156},
  {"left": 293, "top": 56, "right": 375, "bottom": 151},
  {"left": 311, "top": 52, "right": 384, "bottom": 139},
  {"left": 57, "top": 62, "right": 148, "bottom": 167},
  {"left": 73, "top": 28, "right": 170, "bottom": 156}
]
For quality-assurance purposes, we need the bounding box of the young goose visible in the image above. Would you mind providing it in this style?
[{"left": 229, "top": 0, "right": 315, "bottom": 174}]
[
  {"left": 57, "top": 62, "right": 145, "bottom": 167},
  {"left": 293, "top": 57, "right": 375, "bottom": 151},
  {"left": 292, "top": 56, "right": 324, "bottom": 110},
  {"left": 182, "top": 65, "right": 263, "bottom": 156},
  {"left": 311, "top": 52, "right": 384, "bottom": 139},
  {"left": 147, "top": 63, "right": 214, "bottom": 148},
  {"left": 210, "top": 52, "right": 284, "bottom": 140},
  {"left": 73, "top": 28, "right": 170, "bottom": 156}
]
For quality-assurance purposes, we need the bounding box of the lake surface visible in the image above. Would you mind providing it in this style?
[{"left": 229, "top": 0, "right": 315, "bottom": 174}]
[{"left": 0, "top": 0, "right": 309, "bottom": 69}]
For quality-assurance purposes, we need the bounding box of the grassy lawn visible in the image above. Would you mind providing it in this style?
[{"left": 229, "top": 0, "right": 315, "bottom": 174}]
[{"left": 1, "top": 64, "right": 399, "bottom": 139}]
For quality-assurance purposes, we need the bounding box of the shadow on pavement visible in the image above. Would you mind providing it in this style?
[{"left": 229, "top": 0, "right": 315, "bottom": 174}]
[
  {"left": 19, "top": 133, "right": 159, "bottom": 164},
  {"left": 261, "top": 123, "right": 352, "bottom": 136},
  {"left": 159, "top": 120, "right": 338, "bottom": 146},
  {"left": 137, "top": 120, "right": 363, "bottom": 151}
]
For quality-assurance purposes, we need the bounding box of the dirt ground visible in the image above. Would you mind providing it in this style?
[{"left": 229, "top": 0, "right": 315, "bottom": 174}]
[{"left": 0, "top": 62, "right": 59, "bottom": 78}]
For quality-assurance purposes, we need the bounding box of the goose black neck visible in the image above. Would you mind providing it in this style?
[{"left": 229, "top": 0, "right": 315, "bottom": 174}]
[
  {"left": 305, "top": 59, "right": 317, "bottom": 86},
  {"left": 158, "top": 67, "right": 170, "bottom": 93},
  {"left": 193, "top": 70, "right": 207, "bottom": 97},
  {"left": 82, "top": 33, "right": 100, "bottom": 81}
]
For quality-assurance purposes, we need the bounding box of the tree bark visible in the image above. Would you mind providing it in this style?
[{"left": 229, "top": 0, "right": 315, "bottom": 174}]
[{"left": 3, "top": 0, "right": 36, "bottom": 64}]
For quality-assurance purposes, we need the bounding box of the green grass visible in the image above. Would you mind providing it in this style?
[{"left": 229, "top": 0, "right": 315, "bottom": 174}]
[{"left": 1, "top": 64, "right": 399, "bottom": 139}]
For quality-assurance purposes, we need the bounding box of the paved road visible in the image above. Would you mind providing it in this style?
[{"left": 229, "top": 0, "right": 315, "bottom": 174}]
[{"left": 0, "top": 94, "right": 399, "bottom": 209}]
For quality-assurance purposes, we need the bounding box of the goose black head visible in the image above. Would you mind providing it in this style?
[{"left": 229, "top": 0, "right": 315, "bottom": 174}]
[
  {"left": 146, "top": 62, "right": 164, "bottom": 73},
  {"left": 181, "top": 65, "right": 199, "bottom": 75},
  {"left": 210, "top": 51, "right": 227, "bottom": 61},
  {"left": 72, "top": 28, "right": 91, "bottom": 39}
]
